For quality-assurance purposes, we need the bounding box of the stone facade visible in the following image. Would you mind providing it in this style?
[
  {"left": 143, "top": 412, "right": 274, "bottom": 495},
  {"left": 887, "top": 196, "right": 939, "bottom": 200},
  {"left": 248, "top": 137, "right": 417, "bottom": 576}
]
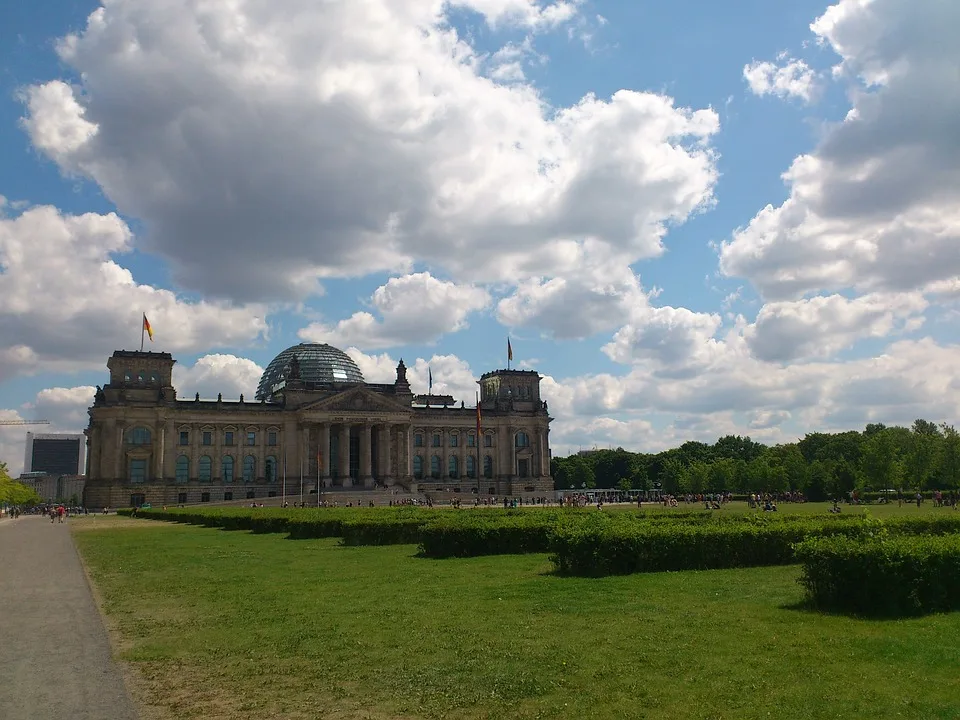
[{"left": 83, "top": 350, "right": 553, "bottom": 508}]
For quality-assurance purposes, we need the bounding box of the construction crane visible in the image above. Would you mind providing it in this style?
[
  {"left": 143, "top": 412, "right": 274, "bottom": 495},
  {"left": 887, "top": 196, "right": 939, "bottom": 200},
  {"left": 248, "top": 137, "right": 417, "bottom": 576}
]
[{"left": 0, "top": 420, "right": 51, "bottom": 426}]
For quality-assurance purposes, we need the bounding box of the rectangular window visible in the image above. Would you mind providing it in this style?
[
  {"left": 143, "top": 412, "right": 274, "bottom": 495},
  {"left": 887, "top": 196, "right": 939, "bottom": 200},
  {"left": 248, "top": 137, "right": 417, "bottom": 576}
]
[
  {"left": 130, "top": 493, "right": 146, "bottom": 507},
  {"left": 129, "top": 459, "right": 147, "bottom": 483},
  {"left": 224, "top": 491, "right": 233, "bottom": 501},
  {"left": 246, "top": 431, "right": 256, "bottom": 446},
  {"left": 177, "top": 492, "right": 187, "bottom": 504},
  {"left": 202, "top": 431, "right": 212, "bottom": 446},
  {"left": 414, "top": 433, "right": 424, "bottom": 447},
  {"left": 201, "top": 492, "right": 210, "bottom": 502},
  {"left": 484, "top": 434, "right": 493, "bottom": 447},
  {"left": 179, "top": 431, "right": 189, "bottom": 446},
  {"left": 450, "top": 434, "right": 458, "bottom": 447},
  {"left": 432, "top": 434, "right": 441, "bottom": 447},
  {"left": 467, "top": 434, "right": 476, "bottom": 448},
  {"left": 225, "top": 431, "right": 234, "bottom": 446},
  {"left": 267, "top": 431, "right": 277, "bottom": 446}
]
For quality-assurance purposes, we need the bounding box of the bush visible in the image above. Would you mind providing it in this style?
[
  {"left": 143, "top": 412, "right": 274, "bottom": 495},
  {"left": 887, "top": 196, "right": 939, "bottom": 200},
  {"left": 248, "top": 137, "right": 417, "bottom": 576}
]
[
  {"left": 340, "top": 516, "right": 427, "bottom": 546},
  {"left": 549, "top": 515, "right": 888, "bottom": 576},
  {"left": 418, "top": 511, "right": 568, "bottom": 558},
  {"left": 796, "top": 533, "right": 960, "bottom": 616}
]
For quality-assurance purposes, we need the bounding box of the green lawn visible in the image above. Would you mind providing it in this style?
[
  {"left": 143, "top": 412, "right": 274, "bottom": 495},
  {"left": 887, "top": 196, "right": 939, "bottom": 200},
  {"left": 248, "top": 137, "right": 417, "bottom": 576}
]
[{"left": 74, "top": 515, "right": 960, "bottom": 720}]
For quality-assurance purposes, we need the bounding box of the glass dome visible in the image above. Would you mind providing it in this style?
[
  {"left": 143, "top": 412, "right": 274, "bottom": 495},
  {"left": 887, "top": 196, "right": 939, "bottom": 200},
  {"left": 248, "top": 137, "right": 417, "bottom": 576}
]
[{"left": 256, "top": 343, "right": 365, "bottom": 400}]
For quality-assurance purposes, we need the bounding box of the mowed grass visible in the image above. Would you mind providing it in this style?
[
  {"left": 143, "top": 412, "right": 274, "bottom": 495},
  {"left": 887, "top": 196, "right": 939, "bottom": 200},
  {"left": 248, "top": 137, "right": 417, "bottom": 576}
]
[{"left": 74, "top": 515, "right": 960, "bottom": 720}]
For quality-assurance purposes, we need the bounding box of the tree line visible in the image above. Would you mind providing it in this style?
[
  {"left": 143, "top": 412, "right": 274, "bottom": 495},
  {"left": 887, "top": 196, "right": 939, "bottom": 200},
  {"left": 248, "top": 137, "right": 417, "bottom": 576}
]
[
  {"left": 551, "top": 420, "right": 960, "bottom": 501},
  {"left": 0, "top": 462, "right": 42, "bottom": 506}
]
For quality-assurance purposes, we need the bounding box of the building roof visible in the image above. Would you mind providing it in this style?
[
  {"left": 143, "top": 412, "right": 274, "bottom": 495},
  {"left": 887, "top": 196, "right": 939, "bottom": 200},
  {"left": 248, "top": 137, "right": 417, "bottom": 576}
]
[{"left": 255, "top": 343, "right": 365, "bottom": 401}]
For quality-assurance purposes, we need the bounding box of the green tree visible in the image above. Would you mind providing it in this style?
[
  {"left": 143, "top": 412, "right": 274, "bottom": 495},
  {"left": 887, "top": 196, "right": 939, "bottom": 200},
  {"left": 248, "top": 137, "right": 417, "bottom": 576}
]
[
  {"left": 860, "top": 429, "right": 899, "bottom": 490},
  {"left": 906, "top": 429, "right": 938, "bottom": 491},
  {"left": 0, "top": 462, "right": 41, "bottom": 506},
  {"left": 938, "top": 424, "right": 960, "bottom": 490},
  {"left": 828, "top": 458, "right": 858, "bottom": 499},
  {"left": 708, "top": 458, "right": 735, "bottom": 494}
]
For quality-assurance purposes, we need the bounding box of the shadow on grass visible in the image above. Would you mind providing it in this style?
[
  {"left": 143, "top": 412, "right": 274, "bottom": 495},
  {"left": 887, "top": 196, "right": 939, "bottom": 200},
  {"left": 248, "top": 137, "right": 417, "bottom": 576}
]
[{"left": 779, "top": 597, "right": 954, "bottom": 622}]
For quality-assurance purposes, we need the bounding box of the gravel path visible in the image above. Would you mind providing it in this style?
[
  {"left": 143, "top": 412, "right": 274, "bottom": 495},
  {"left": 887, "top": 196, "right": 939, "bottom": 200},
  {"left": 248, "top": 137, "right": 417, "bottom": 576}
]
[{"left": 0, "top": 515, "right": 139, "bottom": 720}]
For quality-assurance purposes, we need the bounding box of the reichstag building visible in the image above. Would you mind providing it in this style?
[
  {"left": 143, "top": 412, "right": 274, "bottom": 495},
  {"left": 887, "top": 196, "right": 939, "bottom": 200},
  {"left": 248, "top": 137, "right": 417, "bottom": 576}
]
[{"left": 83, "top": 344, "right": 553, "bottom": 507}]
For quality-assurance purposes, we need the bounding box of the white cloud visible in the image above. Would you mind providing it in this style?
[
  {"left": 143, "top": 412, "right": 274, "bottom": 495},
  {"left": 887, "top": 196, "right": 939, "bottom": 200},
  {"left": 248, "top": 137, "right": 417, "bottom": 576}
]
[
  {"left": 723, "top": 0, "right": 960, "bottom": 301},
  {"left": 497, "top": 262, "right": 650, "bottom": 338},
  {"left": 743, "top": 56, "right": 819, "bottom": 102},
  {"left": 602, "top": 306, "right": 724, "bottom": 369},
  {"left": 745, "top": 292, "right": 928, "bottom": 362},
  {"left": 21, "top": 0, "right": 718, "bottom": 303},
  {"left": 172, "top": 354, "right": 264, "bottom": 400},
  {"left": 0, "top": 205, "right": 268, "bottom": 382},
  {"left": 299, "top": 272, "right": 490, "bottom": 349},
  {"left": 347, "top": 348, "right": 480, "bottom": 404},
  {"left": 450, "top": 0, "right": 580, "bottom": 30}
]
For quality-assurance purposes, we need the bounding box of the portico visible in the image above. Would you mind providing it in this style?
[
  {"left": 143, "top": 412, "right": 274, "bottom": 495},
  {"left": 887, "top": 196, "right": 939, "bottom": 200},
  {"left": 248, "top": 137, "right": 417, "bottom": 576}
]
[{"left": 302, "top": 419, "right": 409, "bottom": 489}]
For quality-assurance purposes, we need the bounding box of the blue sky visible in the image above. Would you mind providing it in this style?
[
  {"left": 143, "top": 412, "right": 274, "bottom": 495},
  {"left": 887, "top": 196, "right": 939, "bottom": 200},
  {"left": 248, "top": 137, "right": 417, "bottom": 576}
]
[{"left": 2, "top": 0, "right": 958, "bottom": 472}]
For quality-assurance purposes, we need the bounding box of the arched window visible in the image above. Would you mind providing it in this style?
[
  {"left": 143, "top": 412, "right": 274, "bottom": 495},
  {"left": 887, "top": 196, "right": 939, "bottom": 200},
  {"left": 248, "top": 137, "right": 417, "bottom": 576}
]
[
  {"left": 175, "top": 456, "right": 189, "bottom": 483},
  {"left": 222, "top": 456, "right": 234, "bottom": 483},
  {"left": 466, "top": 455, "right": 476, "bottom": 479},
  {"left": 484, "top": 455, "right": 493, "bottom": 478},
  {"left": 265, "top": 456, "right": 277, "bottom": 483},
  {"left": 198, "top": 455, "right": 212, "bottom": 482},
  {"left": 413, "top": 455, "right": 423, "bottom": 480},
  {"left": 243, "top": 455, "right": 256, "bottom": 483},
  {"left": 124, "top": 370, "right": 133, "bottom": 382},
  {"left": 430, "top": 455, "right": 441, "bottom": 479},
  {"left": 515, "top": 431, "right": 530, "bottom": 448},
  {"left": 449, "top": 456, "right": 459, "bottom": 479},
  {"left": 138, "top": 371, "right": 146, "bottom": 382},
  {"left": 128, "top": 426, "right": 152, "bottom": 445},
  {"left": 150, "top": 371, "right": 161, "bottom": 384}
]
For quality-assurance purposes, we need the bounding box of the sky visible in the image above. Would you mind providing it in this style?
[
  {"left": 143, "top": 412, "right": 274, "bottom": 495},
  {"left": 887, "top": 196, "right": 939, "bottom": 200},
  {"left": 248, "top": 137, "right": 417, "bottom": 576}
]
[{"left": 2, "top": 0, "right": 959, "bottom": 475}]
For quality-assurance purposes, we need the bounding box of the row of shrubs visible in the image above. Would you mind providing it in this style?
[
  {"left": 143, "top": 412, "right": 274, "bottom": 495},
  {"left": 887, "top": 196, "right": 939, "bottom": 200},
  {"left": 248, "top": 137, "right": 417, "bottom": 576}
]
[
  {"left": 796, "top": 533, "right": 960, "bottom": 616},
  {"left": 122, "top": 506, "right": 960, "bottom": 573}
]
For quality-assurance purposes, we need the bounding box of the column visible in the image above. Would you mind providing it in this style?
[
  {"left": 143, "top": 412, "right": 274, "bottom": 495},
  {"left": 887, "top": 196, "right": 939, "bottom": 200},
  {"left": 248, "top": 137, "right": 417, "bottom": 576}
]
[
  {"left": 320, "top": 423, "right": 331, "bottom": 486},
  {"left": 155, "top": 424, "right": 165, "bottom": 481},
  {"left": 164, "top": 417, "right": 176, "bottom": 481},
  {"left": 339, "top": 424, "right": 352, "bottom": 487},
  {"left": 283, "top": 420, "right": 299, "bottom": 482},
  {"left": 381, "top": 424, "right": 393, "bottom": 485},
  {"left": 405, "top": 425, "right": 413, "bottom": 478},
  {"left": 114, "top": 422, "right": 123, "bottom": 480},
  {"left": 541, "top": 427, "right": 550, "bottom": 477},
  {"left": 360, "top": 423, "right": 373, "bottom": 488}
]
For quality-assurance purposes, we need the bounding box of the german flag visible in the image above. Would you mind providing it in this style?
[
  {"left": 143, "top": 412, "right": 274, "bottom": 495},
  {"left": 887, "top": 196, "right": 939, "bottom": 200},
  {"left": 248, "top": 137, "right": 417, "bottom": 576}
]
[{"left": 142, "top": 314, "right": 154, "bottom": 342}]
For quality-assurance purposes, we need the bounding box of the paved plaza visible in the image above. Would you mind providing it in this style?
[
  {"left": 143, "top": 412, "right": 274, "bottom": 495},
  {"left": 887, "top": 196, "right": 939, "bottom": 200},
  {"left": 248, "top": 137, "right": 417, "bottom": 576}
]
[{"left": 0, "top": 515, "right": 139, "bottom": 720}]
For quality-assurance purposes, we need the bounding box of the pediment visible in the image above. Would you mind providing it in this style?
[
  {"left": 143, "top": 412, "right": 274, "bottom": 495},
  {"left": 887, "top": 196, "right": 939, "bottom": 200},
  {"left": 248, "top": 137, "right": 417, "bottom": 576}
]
[{"left": 299, "top": 386, "right": 412, "bottom": 416}]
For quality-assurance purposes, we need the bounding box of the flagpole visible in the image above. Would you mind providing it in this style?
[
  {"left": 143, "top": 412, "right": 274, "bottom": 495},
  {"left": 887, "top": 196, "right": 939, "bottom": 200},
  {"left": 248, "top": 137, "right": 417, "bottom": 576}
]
[
  {"left": 317, "top": 440, "right": 321, "bottom": 508},
  {"left": 299, "top": 457, "right": 303, "bottom": 506},
  {"left": 282, "top": 450, "right": 287, "bottom": 505},
  {"left": 140, "top": 313, "right": 145, "bottom": 352}
]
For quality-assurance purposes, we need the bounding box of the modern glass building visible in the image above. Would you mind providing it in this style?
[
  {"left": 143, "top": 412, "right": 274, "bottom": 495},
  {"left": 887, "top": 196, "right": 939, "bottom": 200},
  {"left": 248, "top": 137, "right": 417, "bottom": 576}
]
[{"left": 24, "top": 433, "right": 86, "bottom": 476}]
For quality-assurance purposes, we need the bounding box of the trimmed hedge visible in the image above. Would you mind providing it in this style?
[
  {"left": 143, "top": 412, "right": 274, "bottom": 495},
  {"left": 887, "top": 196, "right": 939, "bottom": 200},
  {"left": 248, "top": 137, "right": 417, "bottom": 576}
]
[
  {"left": 340, "top": 516, "right": 428, "bottom": 546},
  {"left": 796, "top": 533, "right": 960, "bottom": 616},
  {"left": 418, "top": 511, "right": 567, "bottom": 558},
  {"left": 548, "top": 516, "right": 893, "bottom": 576}
]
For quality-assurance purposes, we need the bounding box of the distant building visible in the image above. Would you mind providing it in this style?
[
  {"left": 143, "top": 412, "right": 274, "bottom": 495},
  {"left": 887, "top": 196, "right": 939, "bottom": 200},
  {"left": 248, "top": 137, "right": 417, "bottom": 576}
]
[
  {"left": 83, "top": 344, "right": 553, "bottom": 508},
  {"left": 18, "top": 472, "right": 86, "bottom": 504},
  {"left": 23, "top": 433, "right": 86, "bottom": 476}
]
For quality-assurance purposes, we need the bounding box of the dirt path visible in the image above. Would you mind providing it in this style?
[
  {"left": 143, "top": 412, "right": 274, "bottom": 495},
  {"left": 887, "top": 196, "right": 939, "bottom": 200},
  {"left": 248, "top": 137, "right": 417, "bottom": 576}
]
[{"left": 0, "top": 515, "right": 138, "bottom": 720}]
